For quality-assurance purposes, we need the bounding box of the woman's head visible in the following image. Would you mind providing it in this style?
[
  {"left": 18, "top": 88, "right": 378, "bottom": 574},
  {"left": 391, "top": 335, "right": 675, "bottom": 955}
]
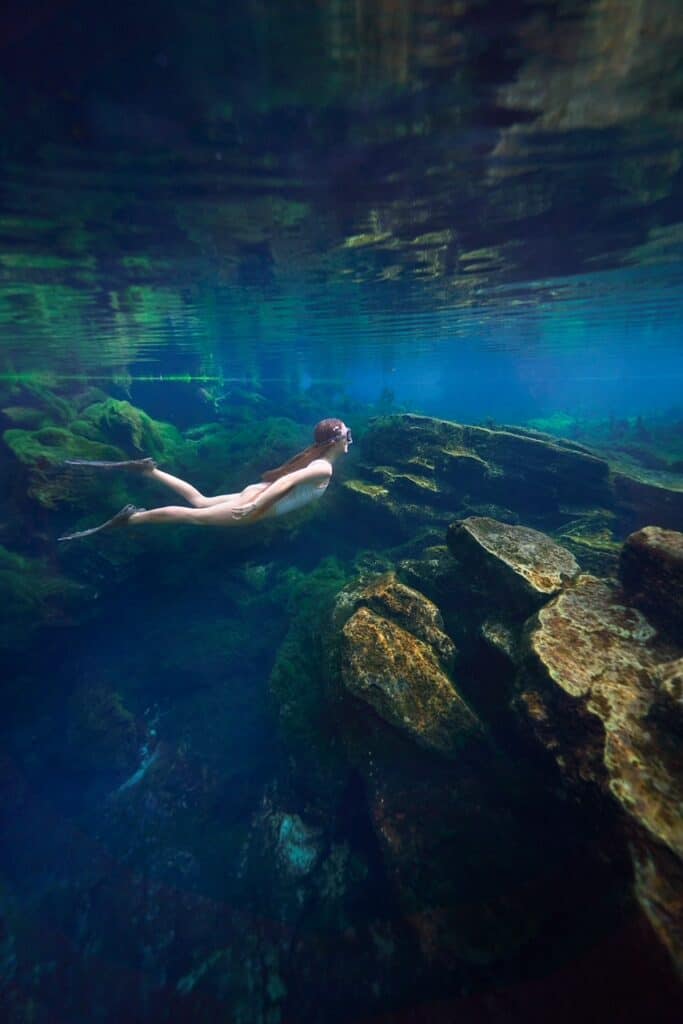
[
  {"left": 261, "top": 417, "right": 352, "bottom": 483},
  {"left": 313, "top": 418, "right": 353, "bottom": 449}
]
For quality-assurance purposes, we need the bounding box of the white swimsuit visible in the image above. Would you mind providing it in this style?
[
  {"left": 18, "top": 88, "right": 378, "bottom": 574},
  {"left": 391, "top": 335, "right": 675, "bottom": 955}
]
[{"left": 264, "top": 460, "right": 331, "bottom": 518}]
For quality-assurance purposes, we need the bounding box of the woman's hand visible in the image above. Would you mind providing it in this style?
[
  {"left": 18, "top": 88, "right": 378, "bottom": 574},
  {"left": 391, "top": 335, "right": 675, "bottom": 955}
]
[{"left": 230, "top": 502, "right": 257, "bottom": 520}]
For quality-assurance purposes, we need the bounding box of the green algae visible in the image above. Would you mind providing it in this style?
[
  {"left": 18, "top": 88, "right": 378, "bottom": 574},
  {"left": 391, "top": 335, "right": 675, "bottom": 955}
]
[
  {"left": 0, "top": 544, "right": 89, "bottom": 652},
  {"left": 269, "top": 558, "right": 351, "bottom": 805},
  {"left": 68, "top": 685, "right": 141, "bottom": 775},
  {"left": 373, "top": 466, "right": 441, "bottom": 492},
  {"left": 344, "top": 479, "right": 389, "bottom": 499},
  {"left": 77, "top": 399, "right": 183, "bottom": 458},
  {"left": 3, "top": 426, "right": 125, "bottom": 507}
]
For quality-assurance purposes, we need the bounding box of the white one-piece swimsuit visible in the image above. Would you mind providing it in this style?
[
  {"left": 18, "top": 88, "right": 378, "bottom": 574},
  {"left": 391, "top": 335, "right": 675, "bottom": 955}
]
[{"left": 264, "top": 460, "right": 331, "bottom": 518}]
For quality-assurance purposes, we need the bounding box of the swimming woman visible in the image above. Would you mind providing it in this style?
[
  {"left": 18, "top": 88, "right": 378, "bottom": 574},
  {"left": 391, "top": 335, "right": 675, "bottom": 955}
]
[{"left": 59, "top": 418, "right": 352, "bottom": 541}]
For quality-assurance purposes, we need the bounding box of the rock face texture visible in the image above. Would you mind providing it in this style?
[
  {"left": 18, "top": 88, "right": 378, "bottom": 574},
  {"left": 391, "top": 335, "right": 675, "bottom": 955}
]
[
  {"left": 330, "top": 574, "right": 566, "bottom": 967},
  {"left": 517, "top": 571, "right": 683, "bottom": 973},
  {"left": 341, "top": 414, "right": 612, "bottom": 537},
  {"left": 341, "top": 607, "right": 479, "bottom": 758},
  {"left": 447, "top": 516, "right": 580, "bottom": 616},
  {"left": 619, "top": 526, "right": 683, "bottom": 638},
  {"left": 340, "top": 415, "right": 683, "bottom": 561}
]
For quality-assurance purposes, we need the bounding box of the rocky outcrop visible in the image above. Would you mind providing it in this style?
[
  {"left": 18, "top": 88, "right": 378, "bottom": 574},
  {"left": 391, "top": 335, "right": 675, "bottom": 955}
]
[
  {"left": 619, "top": 526, "right": 683, "bottom": 638},
  {"left": 447, "top": 516, "right": 580, "bottom": 618},
  {"left": 341, "top": 606, "right": 477, "bottom": 758},
  {"left": 340, "top": 416, "right": 683, "bottom": 559},
  {"left": 516, "top": 571, "right": 683, "bottom": 973},
  {"left": 329, "top": 574, "right": 559, "bottom": 966},
  {"left": 341, "top": 415, "right": 612, "bottom": 538}
]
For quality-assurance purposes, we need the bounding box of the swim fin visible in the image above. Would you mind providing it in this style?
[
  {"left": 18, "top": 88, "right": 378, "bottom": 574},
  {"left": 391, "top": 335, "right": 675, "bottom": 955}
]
[
  {"left": 64, "top": 457, "right": 157, "bottom": 472},
  {"left": 58, "top": 504, "right": 145, "bottom": 542}
]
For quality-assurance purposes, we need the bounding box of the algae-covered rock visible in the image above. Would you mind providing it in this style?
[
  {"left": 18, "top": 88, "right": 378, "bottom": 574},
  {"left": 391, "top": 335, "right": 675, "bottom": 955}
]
[
  {"left": 336, "top": 572, "right": 455, "bottom": 665},
  {"left": 341, "top": 606, "right": 477, "bottom": 758},
  {"left": 517, "top": 573, "right": 683, "bottom": 972},
  {"left": 341, "top": 414, "right": 613, "bottom": 541},
  {"left": 3, "top": 396, "right": 184, "bottom": 509},
  {"left": 326, "top": 574, "right": 557, "bottom": 965},
  {"left": 447, "top": 516, "right": 580, "bottom": 618},
  {"left": 554, "top": 507, "right": 622, "bottom": 576},
  {"left": 342, "top": 415, "right": 682, "bottom": 549},
  {"left": 67, "top": 685, "right": 144, "bottom": 776},
  {"left": 268, "top": 558, "right": 351, "bottom": 808},
  {"left": 0, "top": 544, "right": 91, "bottom": 652},
  {"left": 619, "top": 526, "right": 683, "bottom": 640},
  {"left": 3, "top": 425, "right": 126, "bottom": 507},
  {"left": 75, "top": 399, "right": 183, "bottom": 459}
]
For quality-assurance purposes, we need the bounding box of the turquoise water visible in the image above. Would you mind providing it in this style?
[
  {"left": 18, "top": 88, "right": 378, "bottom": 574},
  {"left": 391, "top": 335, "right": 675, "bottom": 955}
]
[{"left": 1, "top": 2, "right": 683, "bottom": 1022}]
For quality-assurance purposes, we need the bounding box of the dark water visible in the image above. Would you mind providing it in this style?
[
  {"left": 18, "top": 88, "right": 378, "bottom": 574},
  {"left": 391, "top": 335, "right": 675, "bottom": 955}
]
[{"left": 1, "top": 2, "right": 682, "bottom": 1022}]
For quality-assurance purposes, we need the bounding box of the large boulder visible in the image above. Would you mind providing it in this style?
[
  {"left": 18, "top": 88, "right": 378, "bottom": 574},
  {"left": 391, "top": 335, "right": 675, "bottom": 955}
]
[
  {"left": 447, "top": 516, "right": 580, "bottom": 618},
  {"left": 340, "top": 415, "right": 683, "bottom": 553},
  {"left": 329, "top": 574, "right": 556, "bottom": 966},
  {"left": 611, "top": 468, "right": 683, "bottom": 534},
  {"left": 516, "top": 573, "right": 683, "bottom": 973},
  {"left": 340, "top": 414, "right": 612, "bottom": 540},
  {"left": 619, "top": 526, "right": 683, "bottom": 640},
  {"left": 341, "top": 606, "right": 476, "bottom": 758}
]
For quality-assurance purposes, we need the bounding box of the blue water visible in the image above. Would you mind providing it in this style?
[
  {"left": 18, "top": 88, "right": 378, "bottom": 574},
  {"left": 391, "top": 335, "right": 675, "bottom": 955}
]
[{"left": 1, "top": 2, "right": 683, "bottom": 1021}]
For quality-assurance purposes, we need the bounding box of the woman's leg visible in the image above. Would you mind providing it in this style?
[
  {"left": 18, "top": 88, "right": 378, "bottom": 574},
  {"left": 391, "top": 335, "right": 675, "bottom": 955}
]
[
  {"left": 128, "top": 499, "right": 248, "bottom": 528},
  {"left": 148, "top": 469, "right": 268, "bottom": 508}
]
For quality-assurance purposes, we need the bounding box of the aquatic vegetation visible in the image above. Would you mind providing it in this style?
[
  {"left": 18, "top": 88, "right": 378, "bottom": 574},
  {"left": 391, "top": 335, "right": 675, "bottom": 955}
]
[
  {"left": 268, "top": 558, "right": 351, "bottom": 805},
  {"left": 0, "top": 544, "right": 90, "bottom": 653},
  {"left": 67, "top": 684, "right": 143, "bottom": 776}
]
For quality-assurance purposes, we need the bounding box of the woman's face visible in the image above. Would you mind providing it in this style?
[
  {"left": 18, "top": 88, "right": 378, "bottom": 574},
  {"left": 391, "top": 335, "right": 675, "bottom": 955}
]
[{"left": 338, "top": 423, "right": 353, "bottom": 453}]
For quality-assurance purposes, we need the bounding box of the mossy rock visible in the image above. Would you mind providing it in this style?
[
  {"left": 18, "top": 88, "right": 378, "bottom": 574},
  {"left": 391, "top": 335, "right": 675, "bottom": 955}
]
[
  {"left": 9, "top": 382, "right": 75, "bottom": 425},
  {"left": 67, "top": 685, "right": 143, "bottom": 775},
  {"left": 3, "top": 425, "right": 126, "bottom": 507},
  {"left": 78, "top": 399, "right": 183, "bottom": 459},
  {"left": 269, "top": 558, "right": 351, "bottom": 807},
  {"left": 0, "top": 544, "right": 91, "bottom": 651}
]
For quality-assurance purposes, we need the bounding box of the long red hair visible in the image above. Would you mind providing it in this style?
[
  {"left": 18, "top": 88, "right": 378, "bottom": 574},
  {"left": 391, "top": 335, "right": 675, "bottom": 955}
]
[{"left": 261, "top": 418, "right": 347, "bottom": 483}]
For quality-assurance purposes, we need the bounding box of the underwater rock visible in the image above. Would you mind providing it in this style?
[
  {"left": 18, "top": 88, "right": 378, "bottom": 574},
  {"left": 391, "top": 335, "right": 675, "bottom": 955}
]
[
  {"left": 336, "top": 571, "right": 456, "bottom": 666},
  {"left": 328, "top": 575, "right": 555, "bottom": 966},
  {"left": 2, "top": 393, "right": 183, "bottom": 509},
  {"left": 275, "top": 812, "right": 324, "bottom": 878},
  {"left": 3, "top": 424, "right": 126, "bottom": 507},
  {"left": 612, "top": 468, "right": 683, "bottom": 534},
  {"left": 480, "top": 618, "right": 519, "bottom": 666},
  {"left": 67, "top": 685, "right": 144, "bottom": 777},
  {"left": 341, "top": 414, "right": 613, "bottom": 542},
  {"left": 447, "top": 516, "right": 580, "bottom": 619},
  {"left": 554, "top": 507, "right": 622, "bottom": 577},
  {"left": 341, "top": 606, "right": 477, "bottom": 758},
  {"left": 516, "top": 574, "right": 683, "bottom": 972},
  {"left": 0, "top": 543, "right": 93, "bottom": 653},
  {"left": 619, "top": 526, "right": 683, "bottom": 640},
  {"left": 341, "top": 415, "right": 682, "bottom": 552}
]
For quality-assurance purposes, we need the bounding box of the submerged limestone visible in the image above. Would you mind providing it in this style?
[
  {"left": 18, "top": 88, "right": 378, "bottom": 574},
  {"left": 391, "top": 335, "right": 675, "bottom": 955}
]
[
  {"left": 341, "top": 605, "right": 476, "bottom": 759},
  {"left": 340, "top": 415, "right": 682, "bottom": 563},
  {"left": 3, "top": 393, "right": 683, "bottom": 1016},
  {"left": 517, "top": 568, "right": 683, "bottom": 972},
  {"left": 326, "top": 574, "right": 554, "bottom": 965},
  {"left": 619, "top": 526, "right": 683, "bottom": 638},
  {"left": 447, "top": 516, "right": 580, "bottom": 613}
]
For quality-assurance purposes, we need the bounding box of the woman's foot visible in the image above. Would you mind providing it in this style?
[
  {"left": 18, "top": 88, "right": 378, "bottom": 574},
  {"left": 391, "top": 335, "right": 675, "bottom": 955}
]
[
  {"left": 64, "top": 457, "right": 157, "bottom": 473},
  {"left": 58, "top": 504, "right": 145, "bottom": 541}
]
